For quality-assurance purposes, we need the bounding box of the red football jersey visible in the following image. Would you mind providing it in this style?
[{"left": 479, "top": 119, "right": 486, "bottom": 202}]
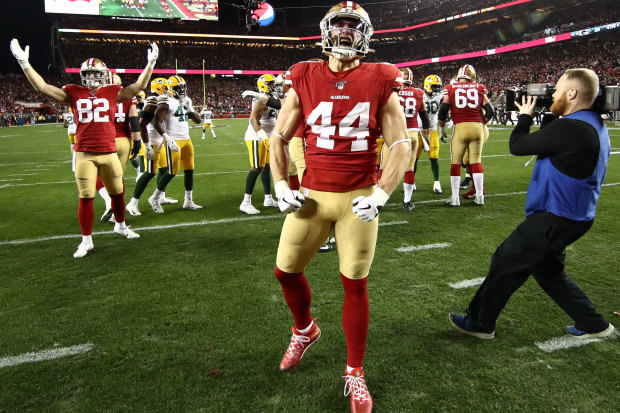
[
  {"left": 63, "top": 84, "right": 121, "bottom": 152},
  {"left": 442, "top": 82, "right": 488, "bottom": 124},
  {"left": 287, "top": 60, "right": 402, "bottom": 192},
  {"left": 398, "top": 87, "right": 424, "bottom": 130},
  {"left": 113, "top": 98, "right": 137, "bottom": 138}
]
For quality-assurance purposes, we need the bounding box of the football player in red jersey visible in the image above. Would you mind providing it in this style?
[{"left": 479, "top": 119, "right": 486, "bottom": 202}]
[
  {"left": 269, "top": 3, "right": 410, "bottom": 412},
  {"left": 438, "top": 64, "right": 494, "bottom": 206},
  {"left": 380, "top": 67, "right": 429, "bottom": 211},
  {"left": 10, "top": 39, "right": 158, "bottom": 258}
]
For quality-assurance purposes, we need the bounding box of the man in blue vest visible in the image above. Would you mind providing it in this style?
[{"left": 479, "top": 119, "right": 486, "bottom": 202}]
[{"left": 449, "top": 68, "right": 614, "bottom": 339}]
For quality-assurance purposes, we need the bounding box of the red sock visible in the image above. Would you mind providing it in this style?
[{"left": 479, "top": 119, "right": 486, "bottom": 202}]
[
  {"left": 289, "top": 174, "right": 300, "bottom": 191},
  {"left": 110, "top": 193, "right": 125, "bottom": 223},
  {"left": 465, "top": 163, "right": 473, "bottom": 176},
  {"left": 95, "top": 175, "right": 104, "bottom": 192},
  {"left": 78, "top": 198, "right": 94, "bottom": 235},
  {"left": 470, "top": 163, "right": 483, "bottom": 174},
  {"left": 275, "top": 266, "right": 312, "bottom": 330},
  {"left": 341, "top": 273, "right": 369, "bottom": 368},
  {"left": 450, "top": 163, "right": 461, "bottom": 177},
  {"left": 378, "top": 168, "right": 383, "bottom": 179},
  {"left": 404, "top": 170, "right": 415, "bottom": 185}
]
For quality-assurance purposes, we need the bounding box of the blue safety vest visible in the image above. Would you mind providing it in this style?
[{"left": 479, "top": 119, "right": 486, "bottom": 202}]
[{"left": 525, "top": 110, "right": 610, "bottom": 221}]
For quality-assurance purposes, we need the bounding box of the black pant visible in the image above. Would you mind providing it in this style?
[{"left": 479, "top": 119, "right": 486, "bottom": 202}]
[{"left": 468, "top": 211, "right": 609, "bottom": 333}]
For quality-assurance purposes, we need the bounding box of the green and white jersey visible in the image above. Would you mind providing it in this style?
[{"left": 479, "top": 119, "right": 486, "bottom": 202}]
[
  {"left": 423, "top": 92, "right": 443, "bottom": 131},
  {"left": 158, "top": 94, "right": 190, "bottom": 140},
  {"left": 63, "top": 111, "right": 77, "bottom": 135},
  {"left": 200, "top": 109, "right": 213, "bottom": 121},
  {"left": 244, "top": 98, "right": 278, "bottom": 141}
]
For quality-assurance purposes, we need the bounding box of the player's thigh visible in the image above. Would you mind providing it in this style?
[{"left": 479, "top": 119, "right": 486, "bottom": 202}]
[
  {"left": 166, "top": 144, "right": 182, "bottom": 175},
  {"left": 115, "top": 137, "right": 131, "bottom": 174},
  {"left": 412, "top": 131, "right": 422, "bottom": 163},
  {"left": 334, "top": 186, "right": 378, "bottom": 279},
  {"left": 98, "top": 153, "right": 124, "bottom": 195},
  {"left": 450, "top": 123, "right": 470, "bottom": 165},
  {"left": 463, "top": 122, "right": 484, "bottom": 164},
  {"left": 180, "top": 140, "right": 195, "bottom": 170},
  {"left": 428, "top": 129, "right": 439, "bottom": 158},
  {"left": 276, "top": 191, "right": 333, "bottom": 273},
  {"left": 289, "top": 136, "right": 305, "bottom": 168},
  {"left": 246, "top": 140, "right": 265, "bottom": 169},
  {"left": 74, "top": 152, "right": 98, "bottom": 198}
]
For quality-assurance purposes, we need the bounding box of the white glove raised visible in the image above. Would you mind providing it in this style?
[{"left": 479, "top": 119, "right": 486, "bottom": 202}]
[
  {"left": 146, "top": 42, "right": 159, "bottom": 69},
  {"left": 162, "top": 133, "right": 180, "bottom": 152},
  {"left": 241, "top": 90, "right": 265, "bottom": 100},
  {"left": 181, "top": 96, "right": 194, "bottom": 113},
  {"left": 10, "top": 39, "right": 30, "bottom": 70},
  {"left": 275, "top": 180, "right": 305, "bottom": 214},
  {"left": 145, "top": 142, "right": 155, "bottom": 160},
  {"left": 352, "top": 187, "right": 390, "bottom": 222}
]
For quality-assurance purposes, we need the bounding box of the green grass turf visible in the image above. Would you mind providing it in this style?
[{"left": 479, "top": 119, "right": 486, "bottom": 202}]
[
  {"left": 0, "top": 120, "right": 619, "bottom": 412},
  {"left": 100, "top": 0, "right": 188, "bottom": 20}
]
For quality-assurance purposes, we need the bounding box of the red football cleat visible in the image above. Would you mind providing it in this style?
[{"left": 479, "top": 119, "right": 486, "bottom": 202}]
[
  {"left": 279, "top": 319, "right": 321, "bottom": 372},
  {"left": 463, "top": 187, "right": 486, "bottom": 199},
  {"left": 344, "top": 367, "right": 373, "bottom": 413}
]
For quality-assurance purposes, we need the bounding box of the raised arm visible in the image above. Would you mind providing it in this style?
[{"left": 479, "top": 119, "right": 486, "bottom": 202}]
[
  {"left": 118, "top": 43, "right": 158, "bottom": 102},
  {"left": 10, "top": 39, "right": 69, "bottom": 104}
]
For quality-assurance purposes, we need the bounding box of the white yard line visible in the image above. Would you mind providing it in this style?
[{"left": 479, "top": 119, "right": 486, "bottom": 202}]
[
  {"left": 396, "top": 242, "right": 451, "bottom": 252},
  {"left": 449, "top": 277, "right": 486, "bottom": 289},
  {"left": 0, "top": 343, "right": 94, "bottom": 369},
  {"left": 535, "top": 330, "right": 618, "bottom": 353},
  {"left": 379, "top": 220, "right": 408, "bottom": 226}
]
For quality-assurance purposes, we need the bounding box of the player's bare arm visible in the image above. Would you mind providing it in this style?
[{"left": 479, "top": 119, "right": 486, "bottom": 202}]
[
  {"left": 153, "top": 103, "right": 169, "bottom": 137},
  {"left": 269, "top": 88, "right": 302, "bottom": 184},
  {"left": 10, "top": 39, "right": 70, "bottom": 103},
  {"left": 249, "top": 100, "right": 267, "bottom": 132},
  {"left": 118, "top": 43, "right": 158, "bottom": 102},
  {"left": 378, "top": 91, "right": 411, "bottom": 195},
  {"left": 139, "top": 104, "right": 155, "bottom": 144}
]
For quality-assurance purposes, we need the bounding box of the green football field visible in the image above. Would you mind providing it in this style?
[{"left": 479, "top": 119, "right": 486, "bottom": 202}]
[
  {"left": 100, "top": 0, "right": 188, "bottom": 20},
  {"left": 0, "top": 120, "right": 619, "bottom": 412}
]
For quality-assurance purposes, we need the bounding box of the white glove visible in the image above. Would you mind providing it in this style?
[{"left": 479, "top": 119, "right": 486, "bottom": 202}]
[
  {"left": 181, "top": 96, "right": 194, "bottom": 113},
  {"left": 352, "top": 187, "right": 390, "bottom": 222},
  {"left": 421, "top": 133, "right": 430, "bottom": 152},
  {"left": 162, "top": 133, "right": 179, "bottom": 152},
  {"left": 275, "top": 180, "right": 305, "bottom": 214},
  {"left": 241, "top": 90, "right": 265, "bottom": 100},
  {"left": 10, "top": 39, "right": 30, "bottom": 70},
  {"left": 145, "top": 142, "right": 155, "bottom": 160},
  {"left": 146, "top": 42, "right": 158, "bottom": 69}
]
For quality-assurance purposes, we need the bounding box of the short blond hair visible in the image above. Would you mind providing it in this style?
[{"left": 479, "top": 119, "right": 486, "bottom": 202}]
[{"left": 564, "top": 68, "right": 599, "bottom": 106}]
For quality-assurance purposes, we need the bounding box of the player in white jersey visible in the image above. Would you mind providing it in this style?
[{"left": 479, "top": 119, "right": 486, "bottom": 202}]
[
  {"left": 150, "top": 75, "right": 203, "bottom": 212},
  {"left": 125, "top": 78, "right": 177, "bottom": 216},
  {"left": 62, "top": 108, "right": 77, "bottom": 172},
  {"left": 200, "top": 107, "right": 216, "bottom": 139},
  {"left": 239, "top": 74, "right": 279, "bottom": 215},
  {"left": 420, "top": 74, "right": 444, "bottom": 194}
]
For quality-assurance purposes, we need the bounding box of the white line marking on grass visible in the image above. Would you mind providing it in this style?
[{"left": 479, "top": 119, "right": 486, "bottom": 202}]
[
  {"left": 0, "top": 178, "right": 22, "bottom": 182},
  {"left": 0, "top": 343, "right": 94, "bottom": 369},
  {"left": 0, "top": 184, "right": 12, "bottom": 189},
  {"left": 449, "top": 277, "right": 486, "bottom": 289},
  {"left": 0, "top": 215, "right": 284, "bottom": 245},
  {"left": 396, "top": 242, "right": 451, "bottom": 252},
  {"left": 7, "top": 173, "right": 38, "bottom": 176},
  {"left": 379, "top": 220, "right": 409, "bottom": 226},
  {"left": 535, "top": 331, "right": 618, "bottom": 353}
]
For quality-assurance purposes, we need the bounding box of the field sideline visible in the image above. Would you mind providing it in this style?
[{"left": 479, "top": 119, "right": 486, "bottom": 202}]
[{"left": 0, "top": 120, "right": 619, "bottom": 412}]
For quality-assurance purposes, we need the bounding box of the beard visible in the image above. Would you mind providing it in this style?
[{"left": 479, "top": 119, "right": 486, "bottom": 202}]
[{"left": 550, "top": 94, "right": 568, "bottom": 116}]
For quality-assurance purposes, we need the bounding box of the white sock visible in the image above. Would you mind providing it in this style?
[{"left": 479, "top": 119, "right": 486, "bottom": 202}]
[
  {"left": 450, "top": 175, "right": 461, "bottom": 198},
  {"left": 130, "top": 197, "right": 139, "bottom": 205},
  {"left": 297, "top": 320, "right": 314, "bottom": 334},
  {"left": 473, "top": 173, "right": 484, "bottom": 196},
  {"left": 243, "top": 193, "right": 252, "bottom": 203},
  {"left": 152, "top": 188, "right": 163, "bottom": 199},
  {"left": 185, "top": 190, "right": 193, "bottom": 202},
  {"left": 115, "top": 221, "right": 127, "bottom": 230},
  {"left": 98, "top": 187, "right": 111, "bottom": 209},
  {"left": 403, "top": 183, "right": 414, "bottom": 203},
  {"left": 264, "top": 194, "right": 273, "bottom": 201},
  {"left": 82, "top": 235, "right": 93, "bottom": 244},
  {"left": 211, "top": 130, "right": 216, "bottom": 137}
]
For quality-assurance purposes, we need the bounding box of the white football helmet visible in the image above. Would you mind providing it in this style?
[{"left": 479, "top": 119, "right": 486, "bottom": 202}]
[
  {"left": 400, "top": 68, "right": 413, "bottom": 87},
  {"left": 80, "top": 58, "right": 108, "bottom": 89},
  {"left": 456, "top": 64, "right": 476, "bottom": 82},
  {"left": 320, "top": 2, "right": 373, "bottom": 60}
]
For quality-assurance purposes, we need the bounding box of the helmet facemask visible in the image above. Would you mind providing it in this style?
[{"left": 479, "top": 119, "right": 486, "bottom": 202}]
[
  {"left": 170, "top": 83, "right": 187, "bottom": 99},
  {"left": 320, "top": 10, "right": 373, "bottom": 60},
  {"left": 80, "top": 58, "right": 108, "bottom": 89}
]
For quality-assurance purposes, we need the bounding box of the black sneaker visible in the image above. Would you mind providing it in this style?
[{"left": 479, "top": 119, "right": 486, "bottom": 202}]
[
  {"left": 318, "top": 242, "right": 333, "bottom": 253},
  {"left": 460, "top": 177, "right": 471, "bottom": 190},
  {"left": 403, "top": 201, "right": 415, "bottom": 212},
  {"left": 449, "top": 313, "right": 495, "bottom": 339}
]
